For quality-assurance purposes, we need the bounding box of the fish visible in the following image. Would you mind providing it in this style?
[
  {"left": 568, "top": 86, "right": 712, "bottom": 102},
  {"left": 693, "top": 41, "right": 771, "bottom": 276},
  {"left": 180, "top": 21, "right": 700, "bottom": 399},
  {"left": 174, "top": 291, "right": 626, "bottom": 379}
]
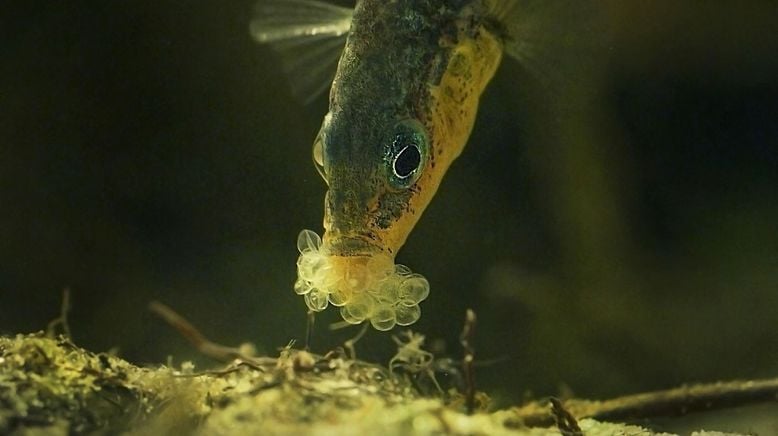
[{"left": 251, "top": 0, "right": 604, "bottom": 330}]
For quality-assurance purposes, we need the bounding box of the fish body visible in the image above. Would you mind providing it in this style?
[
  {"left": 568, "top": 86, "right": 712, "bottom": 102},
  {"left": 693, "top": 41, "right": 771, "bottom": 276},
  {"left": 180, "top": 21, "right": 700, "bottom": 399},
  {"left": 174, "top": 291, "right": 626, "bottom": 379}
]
[{"left": 252, "top": 0, "right": 600, "bottom": 329}]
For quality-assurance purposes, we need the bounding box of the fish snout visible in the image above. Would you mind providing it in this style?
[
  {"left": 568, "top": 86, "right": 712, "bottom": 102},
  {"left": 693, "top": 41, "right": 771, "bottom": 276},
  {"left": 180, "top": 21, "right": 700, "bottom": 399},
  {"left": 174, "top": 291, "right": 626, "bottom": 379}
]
[{"left": 323, "top": 188, "right": 379, "bottom": 244}]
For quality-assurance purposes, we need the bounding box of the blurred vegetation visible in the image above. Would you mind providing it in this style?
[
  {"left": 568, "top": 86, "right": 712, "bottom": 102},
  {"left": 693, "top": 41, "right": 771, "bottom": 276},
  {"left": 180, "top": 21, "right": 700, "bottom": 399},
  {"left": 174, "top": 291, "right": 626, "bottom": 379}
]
[{"left": 1, "top": 1, "right": 777, "bottom": 406}]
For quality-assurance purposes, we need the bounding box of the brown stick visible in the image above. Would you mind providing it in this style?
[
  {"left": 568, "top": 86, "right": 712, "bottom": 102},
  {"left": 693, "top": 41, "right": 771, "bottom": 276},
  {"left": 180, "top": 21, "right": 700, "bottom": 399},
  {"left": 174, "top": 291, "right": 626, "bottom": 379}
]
[
  {"left": 304, "top": 310, "right": 315, "bottom": 351},
  {"left": 149, "top": 301, "right": 252, "bottom": 362},
  {"left": 550, "top": 397, "right": 582, "bottom": 435},
  {"left": 342, "top": 322, "right": 369, "bottom": 360},
  {"left": 460, "top": 309, "right": 477, "bottom": 415},
  {"left": 514, "top": 377, "right": 778, "bottom": 427},
  {"left": 47, "top": 287, "right": 72, "bottom": 339}
]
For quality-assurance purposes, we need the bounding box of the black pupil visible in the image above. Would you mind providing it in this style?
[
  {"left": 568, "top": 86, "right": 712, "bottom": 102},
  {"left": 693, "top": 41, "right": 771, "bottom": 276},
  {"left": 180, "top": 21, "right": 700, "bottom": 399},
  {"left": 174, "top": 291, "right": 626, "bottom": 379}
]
[{"left": 394, "top": 145, "right": 421, "bottom": 178}]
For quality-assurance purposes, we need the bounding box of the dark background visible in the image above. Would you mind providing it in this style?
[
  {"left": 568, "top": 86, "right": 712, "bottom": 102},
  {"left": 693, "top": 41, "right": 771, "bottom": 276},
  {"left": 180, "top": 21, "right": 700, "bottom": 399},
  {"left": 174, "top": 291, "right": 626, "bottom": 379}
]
[{"left": 2, "top": 2, "right": 777, "bottom": 405}]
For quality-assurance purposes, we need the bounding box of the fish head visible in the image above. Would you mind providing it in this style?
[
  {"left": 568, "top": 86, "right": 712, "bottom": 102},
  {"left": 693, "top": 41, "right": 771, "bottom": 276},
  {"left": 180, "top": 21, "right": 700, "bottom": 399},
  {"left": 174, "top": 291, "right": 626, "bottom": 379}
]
[
  {"left": 313, "top": 0, "right": 504, "bottom": 263},
  {"left": 314, "top": 109, "right": 429, "bottom": 260}
]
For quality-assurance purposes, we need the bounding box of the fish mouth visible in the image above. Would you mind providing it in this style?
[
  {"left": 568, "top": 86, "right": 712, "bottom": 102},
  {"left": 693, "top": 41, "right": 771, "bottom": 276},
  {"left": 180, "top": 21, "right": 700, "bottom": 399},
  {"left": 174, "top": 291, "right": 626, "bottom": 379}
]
[
  {"left": 323, "top": 234, "right": 384, "bottom": 258},
  {"left": 294, "top": 228, "right": 429, "bottom": 330}
]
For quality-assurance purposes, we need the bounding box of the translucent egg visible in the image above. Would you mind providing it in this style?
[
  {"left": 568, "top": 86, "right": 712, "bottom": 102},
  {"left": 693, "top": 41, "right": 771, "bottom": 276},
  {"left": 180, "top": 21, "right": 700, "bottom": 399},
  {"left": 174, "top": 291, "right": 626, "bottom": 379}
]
[
  {"left": 297, "top": 252, "right": 328, "bottom": 282},
  {"left": 376, "top": 280, "right": 400, "bottom": 304},
  {"left": 294, "top": 229, "right": 430, "bottom": 330},
  {"left": 370, "top": 305, "right": 397, "bottom": 331},
  {"left": 294, "top": 278, "right": 312, "bottom": 295},
  {"left": 296, "top": 229, "right": 321, "bottom": 253},
  {"left": 343, "top": 294, "right": 374, "bottom": 321},
  {"left": 342, "top": 261, "right": 372, "bottom": 291},
  {"left": 304, "top": 288, "right": 329, "bottom": 312},
  {"left": 400, "top": 275, "right": 430, "bottom": 304},
  {"left": 327, "top": 289, "right": 349, "bottom": 307},
  {"left": 394, "top": 264, "right": 412, "bottom": 276},
  {"left": 395, "top": 304, "right": 421, "bottom": 326}
]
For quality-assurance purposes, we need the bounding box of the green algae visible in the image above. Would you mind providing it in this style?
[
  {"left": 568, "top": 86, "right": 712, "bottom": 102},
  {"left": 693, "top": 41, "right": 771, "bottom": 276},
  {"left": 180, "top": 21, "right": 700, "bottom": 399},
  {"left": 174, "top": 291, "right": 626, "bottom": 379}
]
[{"left": 0, "top": 332, "right": 762, "bottom": 435}]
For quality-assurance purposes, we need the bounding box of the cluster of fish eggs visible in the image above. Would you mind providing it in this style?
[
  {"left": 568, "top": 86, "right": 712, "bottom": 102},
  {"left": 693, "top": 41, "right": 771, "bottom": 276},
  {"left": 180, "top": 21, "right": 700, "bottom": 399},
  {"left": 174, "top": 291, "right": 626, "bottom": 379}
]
[{"left": 294, "top": 230, "right": 430, "bottom": 330}]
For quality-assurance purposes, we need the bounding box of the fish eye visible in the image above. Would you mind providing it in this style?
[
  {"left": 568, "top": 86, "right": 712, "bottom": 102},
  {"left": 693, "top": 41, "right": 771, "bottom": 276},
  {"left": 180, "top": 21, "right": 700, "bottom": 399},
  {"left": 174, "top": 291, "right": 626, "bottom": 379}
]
[
  {"left": 386, "top": 120, "right": 428, "bottom": 189},
  {"left": 392, "top": 144, "right": 421, "bottom": 179}
]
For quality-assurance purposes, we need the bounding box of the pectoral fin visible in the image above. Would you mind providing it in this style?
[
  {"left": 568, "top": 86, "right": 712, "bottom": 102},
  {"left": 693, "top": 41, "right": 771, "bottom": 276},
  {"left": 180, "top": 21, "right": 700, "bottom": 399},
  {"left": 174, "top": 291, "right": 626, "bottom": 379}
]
[
  {"left": 250, "top": 0, "right": 353, "bottom": 104},
  {"left": 493, "top": 0, "right": 612, "bottom": 91}
]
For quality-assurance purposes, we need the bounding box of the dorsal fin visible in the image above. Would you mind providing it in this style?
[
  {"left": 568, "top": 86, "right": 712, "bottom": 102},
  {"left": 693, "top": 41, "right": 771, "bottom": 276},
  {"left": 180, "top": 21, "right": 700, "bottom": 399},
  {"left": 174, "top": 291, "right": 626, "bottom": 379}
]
[{"left": 250, "top": 0, "right": 354, "bottom": 104}]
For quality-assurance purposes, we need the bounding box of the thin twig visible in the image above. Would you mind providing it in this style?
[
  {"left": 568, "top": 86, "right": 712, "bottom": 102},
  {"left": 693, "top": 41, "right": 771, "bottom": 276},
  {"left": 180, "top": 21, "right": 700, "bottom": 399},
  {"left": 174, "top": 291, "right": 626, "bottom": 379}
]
[
  {"left": 460, "top": 309, "right": 477, "bottom": 415},
  {"left": 343, "top": 322, "right": 369, "bottom": 360},
  {"left": 47, "top": 287, "right": 72, "bottom": 339},
  {"left": 305, "top": 310, "right": 315, "bottom": 351},
  {"left": 550, "top": 397, "right": 582, "bottom": 436},
  {"left": 583, "top": 378, "right": 778, "bottom": 421},
  {"left": 514, "top": 377, "right": 778, "bottom": 427},
  {"left": 148, "top": 301, "right": 253, "bottom": 362}
]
